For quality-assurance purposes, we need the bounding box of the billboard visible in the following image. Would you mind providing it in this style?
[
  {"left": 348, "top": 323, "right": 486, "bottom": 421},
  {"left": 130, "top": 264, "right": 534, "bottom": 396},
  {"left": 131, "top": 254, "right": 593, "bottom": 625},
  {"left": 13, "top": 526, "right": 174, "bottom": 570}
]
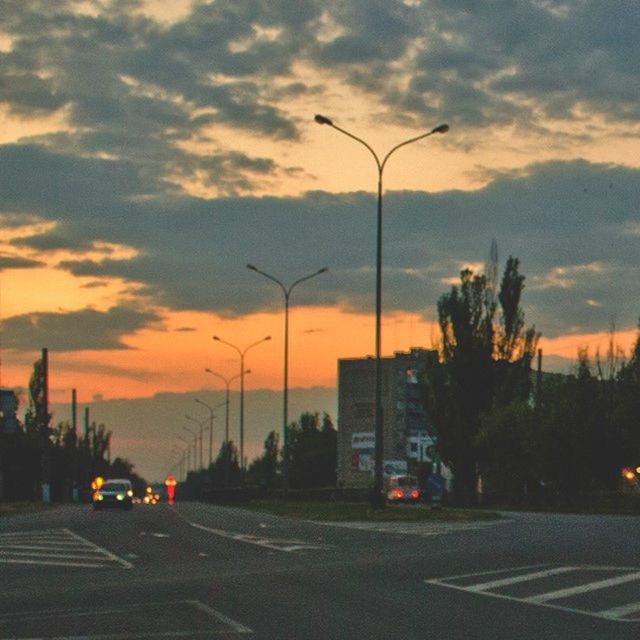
[
  {"left": 382, "top": 460, "right": 408, "bottom": 477},
  {"left": 351, "top": 432, "right": 375, "bottom": 449}
]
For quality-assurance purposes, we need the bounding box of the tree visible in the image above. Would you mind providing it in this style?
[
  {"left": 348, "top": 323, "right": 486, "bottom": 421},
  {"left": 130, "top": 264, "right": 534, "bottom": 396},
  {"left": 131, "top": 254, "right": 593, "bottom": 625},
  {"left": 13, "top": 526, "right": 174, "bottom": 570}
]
[
  {"left": 210, "top": 440, "right": 241, "bottom": 488},
  {"left": 422, "top": 248, "right": 539, "bottom": 501},
  {"left": 285, "top": 412, "right": 337, "bottom": 489},
  {"left": 246, "top": 431, "right": 280, "bottom": 489}
]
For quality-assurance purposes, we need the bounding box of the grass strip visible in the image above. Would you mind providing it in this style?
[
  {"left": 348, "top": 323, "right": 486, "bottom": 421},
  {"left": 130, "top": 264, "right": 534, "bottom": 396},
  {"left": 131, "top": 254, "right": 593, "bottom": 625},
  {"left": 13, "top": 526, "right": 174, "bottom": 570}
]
[
  {"left": 240, "top": 499, "right": 500, "bottom": 522},
  {"left": 0, "top": 502, "right": 52, "bottom": 517}
]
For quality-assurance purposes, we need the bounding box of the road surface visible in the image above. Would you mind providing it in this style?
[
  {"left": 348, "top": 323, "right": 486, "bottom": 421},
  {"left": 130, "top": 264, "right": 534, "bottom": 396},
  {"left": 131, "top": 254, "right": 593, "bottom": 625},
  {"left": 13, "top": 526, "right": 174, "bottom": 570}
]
[{"left": 1, "top": 501, "right": 640, "bottom": 639}]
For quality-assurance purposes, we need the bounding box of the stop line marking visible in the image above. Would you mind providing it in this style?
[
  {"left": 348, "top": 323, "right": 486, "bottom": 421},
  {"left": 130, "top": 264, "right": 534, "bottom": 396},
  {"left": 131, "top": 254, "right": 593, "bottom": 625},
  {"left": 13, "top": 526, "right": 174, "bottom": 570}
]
[{"left": 426, "top": 564, "right": 640, "bottom": 622}]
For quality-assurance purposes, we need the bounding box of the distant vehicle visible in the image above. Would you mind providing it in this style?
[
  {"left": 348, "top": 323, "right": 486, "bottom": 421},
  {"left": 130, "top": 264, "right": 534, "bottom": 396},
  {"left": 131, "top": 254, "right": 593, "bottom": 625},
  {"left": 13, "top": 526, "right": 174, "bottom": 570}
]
[
  {"left": 92, "top": 479, "right": 134, "bottom": 510},
  {"left": 386, "top": 474, "right": 420, "bottom": 504}
]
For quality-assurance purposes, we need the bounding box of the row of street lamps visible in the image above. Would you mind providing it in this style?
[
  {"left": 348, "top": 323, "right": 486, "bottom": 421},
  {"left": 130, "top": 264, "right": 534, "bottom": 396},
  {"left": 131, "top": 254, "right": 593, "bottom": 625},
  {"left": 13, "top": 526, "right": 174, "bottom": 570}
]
[{"left": 168, "top": 115, "right": 448, "bottom": 507}]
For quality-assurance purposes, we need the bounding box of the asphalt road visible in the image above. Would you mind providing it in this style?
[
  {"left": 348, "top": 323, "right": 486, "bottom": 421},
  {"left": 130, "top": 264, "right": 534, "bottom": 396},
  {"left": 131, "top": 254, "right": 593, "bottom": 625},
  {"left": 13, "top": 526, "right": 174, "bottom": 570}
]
[{"left": 1, "top": 501, "right": 640, "bottom": 639}]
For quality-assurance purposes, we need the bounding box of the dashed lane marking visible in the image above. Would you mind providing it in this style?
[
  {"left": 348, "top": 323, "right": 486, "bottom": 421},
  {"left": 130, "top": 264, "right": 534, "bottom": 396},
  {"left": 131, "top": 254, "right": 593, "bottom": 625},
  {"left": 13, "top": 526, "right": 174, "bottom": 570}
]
[
  {"left": 0, "top": 528, "right": 133, "bottom": 569},
  {"left": 187, "top": 521, "right": 334, "bottom": 552}
]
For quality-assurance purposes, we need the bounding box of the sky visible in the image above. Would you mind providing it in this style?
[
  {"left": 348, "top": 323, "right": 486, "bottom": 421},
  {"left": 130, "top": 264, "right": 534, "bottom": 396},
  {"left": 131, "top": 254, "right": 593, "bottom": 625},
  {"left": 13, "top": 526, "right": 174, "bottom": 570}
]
[{"left": 2, "top": 0, "right": 640, "bottom": 480}]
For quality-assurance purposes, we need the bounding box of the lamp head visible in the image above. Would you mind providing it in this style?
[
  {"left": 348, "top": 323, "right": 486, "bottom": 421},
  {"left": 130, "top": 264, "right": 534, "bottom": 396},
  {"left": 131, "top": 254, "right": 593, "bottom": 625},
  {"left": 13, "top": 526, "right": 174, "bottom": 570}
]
[
  {"left": 246, "top": 264, "right": 257, "bottom": 271},
  {"left": 314, "top": 114, "right": 333, "bottom": 126},
  {"left": 431, "top": 123, "right": 449, "bottom": 134}
]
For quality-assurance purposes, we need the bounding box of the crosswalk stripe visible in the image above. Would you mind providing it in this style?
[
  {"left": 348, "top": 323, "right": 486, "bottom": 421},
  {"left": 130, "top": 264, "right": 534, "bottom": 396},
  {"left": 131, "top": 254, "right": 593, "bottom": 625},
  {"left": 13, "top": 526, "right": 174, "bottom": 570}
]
[
  {"left": 598, "top": 600, "right": 640, "bottom": 620},
  {"left": 466, "top": 566, "right": 577, "bottom": 592},
  {"left": 0, "top": 528, "right": 133, "bottom": 569},
  {"left": 526, "top": 571, "right": 640, "bottom": 604}
]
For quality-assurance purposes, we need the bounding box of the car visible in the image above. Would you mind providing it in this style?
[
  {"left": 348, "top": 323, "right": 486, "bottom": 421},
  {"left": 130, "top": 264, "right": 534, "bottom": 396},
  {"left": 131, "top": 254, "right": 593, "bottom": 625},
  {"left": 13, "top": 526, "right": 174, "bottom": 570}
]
[
  {"left": 386, "top": 474, "right": 420, "bottom": 504},
  {"left": 92, "top": 479, "right": 134, "bottom": 510}
]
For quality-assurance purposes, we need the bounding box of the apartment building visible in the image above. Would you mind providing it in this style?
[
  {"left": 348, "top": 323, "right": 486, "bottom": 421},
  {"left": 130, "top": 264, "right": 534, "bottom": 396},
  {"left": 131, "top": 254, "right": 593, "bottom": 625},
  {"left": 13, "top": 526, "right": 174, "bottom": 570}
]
[{"left": 337, "top": 348, "right": 439, "bottom": 488}]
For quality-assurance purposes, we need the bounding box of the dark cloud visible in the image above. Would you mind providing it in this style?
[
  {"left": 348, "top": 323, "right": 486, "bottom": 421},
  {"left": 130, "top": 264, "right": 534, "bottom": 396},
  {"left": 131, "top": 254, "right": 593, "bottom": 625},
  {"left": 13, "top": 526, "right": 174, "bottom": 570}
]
[
  {"left": 2, "top": 305, "right": 162, "bottom": 351},
  {"left": 0, "top": 254, "right": 44, "bottom": 270},
  {"left": 2, "top": 0, "right": 640, "bottom": 347}
]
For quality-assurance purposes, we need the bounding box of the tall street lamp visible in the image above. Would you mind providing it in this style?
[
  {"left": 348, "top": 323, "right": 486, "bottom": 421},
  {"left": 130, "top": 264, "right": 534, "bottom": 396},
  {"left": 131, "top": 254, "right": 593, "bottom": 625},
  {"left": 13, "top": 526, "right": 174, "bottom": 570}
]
[
  {"left": 182, "top": 424, "right": 199, "bottom": 471},
  {"left": 315, "top": 114, "right": 449, "bottom": 508},
  {"left": 194, "top": 398, "right": 227, "bottom": 469},
  {"left": 177, "top": 435, "right": 191, "bottom": 474},
  {"left": 212, "top": 335, "right": 271, "bottom": 479},
  {"left": 247, "top": 264, "right": 328, "bottom": 495},
  {"left": 185, "top": 415, "right": 206, "bottom": 470},
  {"left": 204, "top": 368, "right": 248, "bottom": 487}
]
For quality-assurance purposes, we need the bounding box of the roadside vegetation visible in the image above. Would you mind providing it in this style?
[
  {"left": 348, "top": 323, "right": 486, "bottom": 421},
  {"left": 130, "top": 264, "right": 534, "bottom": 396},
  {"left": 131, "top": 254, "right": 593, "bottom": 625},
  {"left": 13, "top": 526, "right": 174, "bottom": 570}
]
[{"left": 239, "top": 500, "right": 500, "bottom": 522}]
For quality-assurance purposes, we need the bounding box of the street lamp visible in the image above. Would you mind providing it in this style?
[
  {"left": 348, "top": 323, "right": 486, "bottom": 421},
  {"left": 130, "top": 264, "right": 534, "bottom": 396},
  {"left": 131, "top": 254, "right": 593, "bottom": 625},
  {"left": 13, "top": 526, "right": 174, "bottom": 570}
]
[
  {"left": 177, "top": 435, "right": 191, "bottom": 475},
  {"left": 194, "top": 398, "right": 227, "bottom": 469},
  {"left": 185, "top": 415, "right": 206, "bottom": 470},
  {"left": 204, "top": 368, "right": 249, "bottom": 487},
  {"left": 182, "top": 424, "right": 199, "bottom": 471},
  {"left": 247, "top": 264, "right": 328, "bottom": 495},
  {"left": 212, "top": 335, "right": 271, "bottom": 479},
  {"left": 315, "top": 114, "right": 449, "bottom": 508}
]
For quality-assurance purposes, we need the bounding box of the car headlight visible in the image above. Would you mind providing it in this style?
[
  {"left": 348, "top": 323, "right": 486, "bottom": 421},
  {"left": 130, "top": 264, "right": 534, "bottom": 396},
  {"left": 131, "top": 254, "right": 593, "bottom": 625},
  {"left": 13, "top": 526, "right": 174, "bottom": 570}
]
[{"left": 116, "top": 493, "right": 125, "bottom": 501}]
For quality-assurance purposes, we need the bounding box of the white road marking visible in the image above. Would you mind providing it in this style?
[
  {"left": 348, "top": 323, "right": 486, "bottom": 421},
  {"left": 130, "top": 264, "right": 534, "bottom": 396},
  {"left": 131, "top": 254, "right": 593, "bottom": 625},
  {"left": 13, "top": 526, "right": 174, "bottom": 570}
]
[
  {"left": 0, "top": 599, "right": 253, "bottom": 638},
  {"left": 0, "top": 528, "right": 133, "bottom": 569},
  {"left": 598, "top": 600, "right": 640, "bottom": 620},
  {"left": 187, "top": 521, "right": 333, "bottom": 552},
  {"left": 466, "top": 566, "right": 577, "bottom": 592},
  {"left": 526, "top": 570, "right": 640, "bottom": 604},
  {"left": 64, "top": 528, "right": 133, "bottom": 569},
  {"left": 188, "top": 600, "right": 253, "bottom": 633},
  {"left": 427, "top": 564, "right": 640, "bottom": 623}
]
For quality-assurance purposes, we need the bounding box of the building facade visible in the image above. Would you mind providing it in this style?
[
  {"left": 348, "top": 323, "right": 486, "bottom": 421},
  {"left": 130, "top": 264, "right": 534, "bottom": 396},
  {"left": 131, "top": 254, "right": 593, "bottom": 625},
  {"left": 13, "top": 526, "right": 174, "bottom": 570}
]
[{"left": 337, "top": 348, "right": 439, "bottom": 488}]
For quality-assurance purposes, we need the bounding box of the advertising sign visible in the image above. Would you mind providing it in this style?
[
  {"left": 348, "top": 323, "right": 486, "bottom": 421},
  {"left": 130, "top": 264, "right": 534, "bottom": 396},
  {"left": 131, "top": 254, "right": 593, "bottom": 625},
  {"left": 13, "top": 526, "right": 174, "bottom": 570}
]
[
  {"left": 351, "top": 432, "right": 375, "bottom": 449},
  {"left": 382, "top": 460, "right": 408, "bottom": 477},
  {"left": 358, "top": 452, "right": 373, "bottom": 472}
]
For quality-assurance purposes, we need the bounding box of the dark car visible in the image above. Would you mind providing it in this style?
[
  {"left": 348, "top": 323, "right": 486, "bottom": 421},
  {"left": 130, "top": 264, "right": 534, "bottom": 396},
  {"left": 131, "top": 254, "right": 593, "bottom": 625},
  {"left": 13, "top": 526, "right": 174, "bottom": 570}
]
[{"left": 92, "top": 479, "right": 134, "bottom": 510}]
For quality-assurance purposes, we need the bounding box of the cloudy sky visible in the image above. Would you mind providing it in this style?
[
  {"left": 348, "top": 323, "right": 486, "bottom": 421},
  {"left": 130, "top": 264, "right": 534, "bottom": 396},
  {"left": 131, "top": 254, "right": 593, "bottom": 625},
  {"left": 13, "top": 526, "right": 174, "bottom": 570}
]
[{"left": 2, "top": 0, "right": 640, "bottom": 477}]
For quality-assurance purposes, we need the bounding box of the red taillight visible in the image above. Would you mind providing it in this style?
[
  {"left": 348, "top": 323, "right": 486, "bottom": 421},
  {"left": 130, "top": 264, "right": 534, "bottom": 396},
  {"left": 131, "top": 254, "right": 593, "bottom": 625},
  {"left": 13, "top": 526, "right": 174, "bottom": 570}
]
[
  {"left": 411, "top": 489, "right": 419, "bottom": 499},
  {"left": 394, "top": 489, "right": 403, "bottom": 499}
]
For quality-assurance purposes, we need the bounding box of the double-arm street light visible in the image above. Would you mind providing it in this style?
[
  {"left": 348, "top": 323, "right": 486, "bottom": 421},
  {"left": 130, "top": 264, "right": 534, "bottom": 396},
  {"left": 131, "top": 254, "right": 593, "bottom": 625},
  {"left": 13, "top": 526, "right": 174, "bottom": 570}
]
[
  {"left": 177, "top": 435, "right": 191, "bottom": 474},
  {"left": 247, "top": 264, "right": 328, "bottom": 495},
  {"left": 182, "top": 424, "right": 199, "bottom": 472},
  {"left": 185, "top": 415, "right": 206, "bottom": 470},
  {"left": 194, "top": 398, "right": 227, "bottom": 469},
  {"left": 204, "top": 368, "right": 249, "bottom": 487},
  {"left": 212, "top": 335, "right": 271, "bottom": 477},
  {"left": 314, "top": 114, "right": 449, "bottom": 508}
]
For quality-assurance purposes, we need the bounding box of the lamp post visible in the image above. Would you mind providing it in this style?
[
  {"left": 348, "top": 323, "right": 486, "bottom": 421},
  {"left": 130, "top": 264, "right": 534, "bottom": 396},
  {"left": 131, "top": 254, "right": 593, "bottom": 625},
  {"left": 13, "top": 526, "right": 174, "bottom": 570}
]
[
  {"left": 212, "top": 335, "right": 271, "bottom": 480},
  {"left": 315, "top": 114, "right": 449, "bottom": 508},
  {"left": 204, "top": 368, "right": 248, "bottom": 487},
  {"left": 194, "top": 398, "right": 227, "bottom": 469},
  {"left": 185, "top": 415, "right": 206, "bottom": 470},
  {"left": 182, "top": 425, "right": 199, "bottom": 472},
  {"left": 177, "top": 435, "right": 191, "bottom": 475},
  {"left": 247, "top": 264, "right": 328, "bottom": 495}
]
